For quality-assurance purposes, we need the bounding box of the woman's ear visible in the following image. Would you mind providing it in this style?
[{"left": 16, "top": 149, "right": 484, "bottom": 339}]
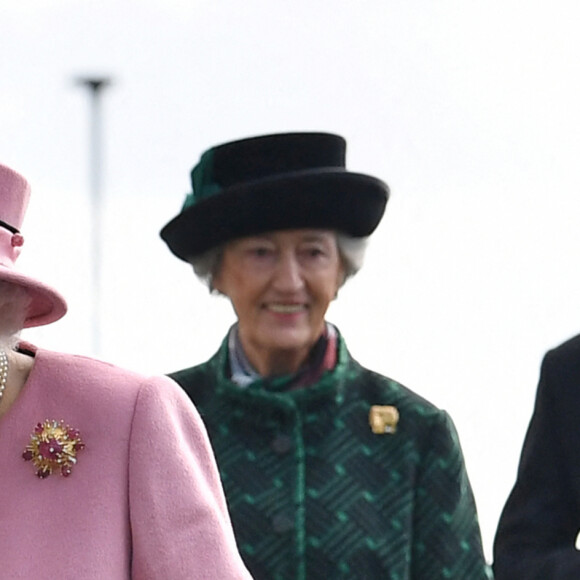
[
  {"left": 211, "top": 275, "right": 222, "bottom": 295},
  {"left": 336, "top": 262, "right": 347, "bottom": 292}
]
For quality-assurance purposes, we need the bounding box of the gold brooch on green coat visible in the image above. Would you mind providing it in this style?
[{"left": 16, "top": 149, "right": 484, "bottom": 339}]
[{"left": 369, "top": 405, "right": 399, "bottom": 434}]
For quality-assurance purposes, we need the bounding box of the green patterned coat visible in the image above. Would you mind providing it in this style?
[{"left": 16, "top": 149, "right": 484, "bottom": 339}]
[{"left": 171, "top": 329, "right": 491, "bottom": 580}]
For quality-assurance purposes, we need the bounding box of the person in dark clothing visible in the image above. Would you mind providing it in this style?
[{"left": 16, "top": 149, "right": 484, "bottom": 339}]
[
  {"left": 494, "top": 333, "right": 580, "bottom": 579},
  {"left": 161, "top": 131, "right": 491, "bottom": 580}
]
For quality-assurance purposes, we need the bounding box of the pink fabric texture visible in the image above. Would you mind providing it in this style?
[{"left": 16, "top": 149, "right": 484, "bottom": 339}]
[
  {"left": 0, "top": 164, "right": 30, "bottom": 228},
  {"left": 0, "top": 163, "right": 67, "bottom": 327},
  {"left": 0, "top": 344, "right": 252, "bottom": 579}
]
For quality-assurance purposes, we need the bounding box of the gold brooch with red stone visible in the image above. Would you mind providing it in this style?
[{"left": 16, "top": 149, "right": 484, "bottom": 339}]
[{"left": 22, "top": 420, "right": 85, "bottom": 478}]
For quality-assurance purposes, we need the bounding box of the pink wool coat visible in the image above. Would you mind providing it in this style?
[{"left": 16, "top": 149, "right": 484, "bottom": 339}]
[{"left": 0, "top": 344, "right": 252, "bottom": 579}]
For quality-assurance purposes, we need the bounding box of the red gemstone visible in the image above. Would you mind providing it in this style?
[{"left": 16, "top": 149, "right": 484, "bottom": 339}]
[
  {"left": 22, "top": 450, "right": 33, "bottom": 461},
  {"left": 39, "top": 439, "right": 62, "bottom": 458}
]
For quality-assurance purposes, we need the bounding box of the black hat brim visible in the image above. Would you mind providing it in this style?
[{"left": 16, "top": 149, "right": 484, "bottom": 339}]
[{"left": 160, "top": 169, "right": 389, "bottom": 260}]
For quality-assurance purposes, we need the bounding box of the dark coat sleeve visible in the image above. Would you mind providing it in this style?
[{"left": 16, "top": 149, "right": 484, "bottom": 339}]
[{"left": 493, "top": 335, "right": 580, "bottom": 579}]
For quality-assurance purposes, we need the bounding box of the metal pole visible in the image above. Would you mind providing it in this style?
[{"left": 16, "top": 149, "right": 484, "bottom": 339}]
[{"left": 76, "top": 77, "right": 111, "bottom": 357}]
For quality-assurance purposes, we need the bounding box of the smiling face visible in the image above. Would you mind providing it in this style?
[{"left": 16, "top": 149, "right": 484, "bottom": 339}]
[{"left": 213, "top": 229, "right": 345, "bottom": 376}]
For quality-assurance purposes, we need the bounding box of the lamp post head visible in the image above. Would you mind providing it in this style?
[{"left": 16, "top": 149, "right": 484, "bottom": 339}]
[{"left": 75, "top": 77, "right": 112, "bottom": 93}]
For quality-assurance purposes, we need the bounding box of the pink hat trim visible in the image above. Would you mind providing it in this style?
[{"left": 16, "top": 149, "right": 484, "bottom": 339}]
[{"left": 0, "top": 228, "right": 23, "bottom": 268}]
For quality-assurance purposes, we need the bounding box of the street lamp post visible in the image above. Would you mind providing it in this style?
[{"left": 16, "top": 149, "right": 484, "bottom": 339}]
[{"left": 76, "top": 77, "right": 111, "bottom": 357}]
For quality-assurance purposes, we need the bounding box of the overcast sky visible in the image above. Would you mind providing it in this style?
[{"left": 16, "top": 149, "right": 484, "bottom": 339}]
[{"left": 3, "top": 0, "right": 580, "bottom": 559}]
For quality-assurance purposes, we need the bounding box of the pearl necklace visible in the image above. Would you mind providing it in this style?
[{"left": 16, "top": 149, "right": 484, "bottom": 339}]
[{"left": 0, "top": 350, "right": 8, "bottom": 400}]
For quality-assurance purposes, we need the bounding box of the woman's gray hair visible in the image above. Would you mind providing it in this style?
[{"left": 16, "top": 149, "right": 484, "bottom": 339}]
[
  {"left": 187, "top": 232, "right": 369, "bottom": 292},
  {"left": 0, "top": 280, "right": 32, "bottom": 350},
  {"left": 336, "top": 233, "right": 368, "bottom": 283},
  {"left": 187, "top": 246, "right": 224, "bottom": 292}
]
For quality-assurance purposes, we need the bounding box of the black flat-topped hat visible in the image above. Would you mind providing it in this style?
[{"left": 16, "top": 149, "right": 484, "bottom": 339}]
[{"left": 160, "top": 132, "right": 390, "bottom": 260}]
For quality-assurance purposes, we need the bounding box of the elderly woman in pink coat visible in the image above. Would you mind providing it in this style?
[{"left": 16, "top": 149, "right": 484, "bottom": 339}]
[{"left": 0, "top": 163, "right": 251, "bottom": 579}]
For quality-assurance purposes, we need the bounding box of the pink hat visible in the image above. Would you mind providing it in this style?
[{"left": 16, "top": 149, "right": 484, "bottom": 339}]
[{"left": 0, "top": 164, "right": 67, "bottom": 327}]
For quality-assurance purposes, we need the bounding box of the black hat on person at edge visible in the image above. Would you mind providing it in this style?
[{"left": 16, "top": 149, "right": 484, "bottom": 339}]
[{"left": 160, "top": 132, "right": 390, "bottom": 261}]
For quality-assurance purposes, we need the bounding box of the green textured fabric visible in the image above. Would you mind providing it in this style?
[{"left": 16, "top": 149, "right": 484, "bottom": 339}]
[{"left": 171, "top": 329, "right": 492, "bottom": 580}]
